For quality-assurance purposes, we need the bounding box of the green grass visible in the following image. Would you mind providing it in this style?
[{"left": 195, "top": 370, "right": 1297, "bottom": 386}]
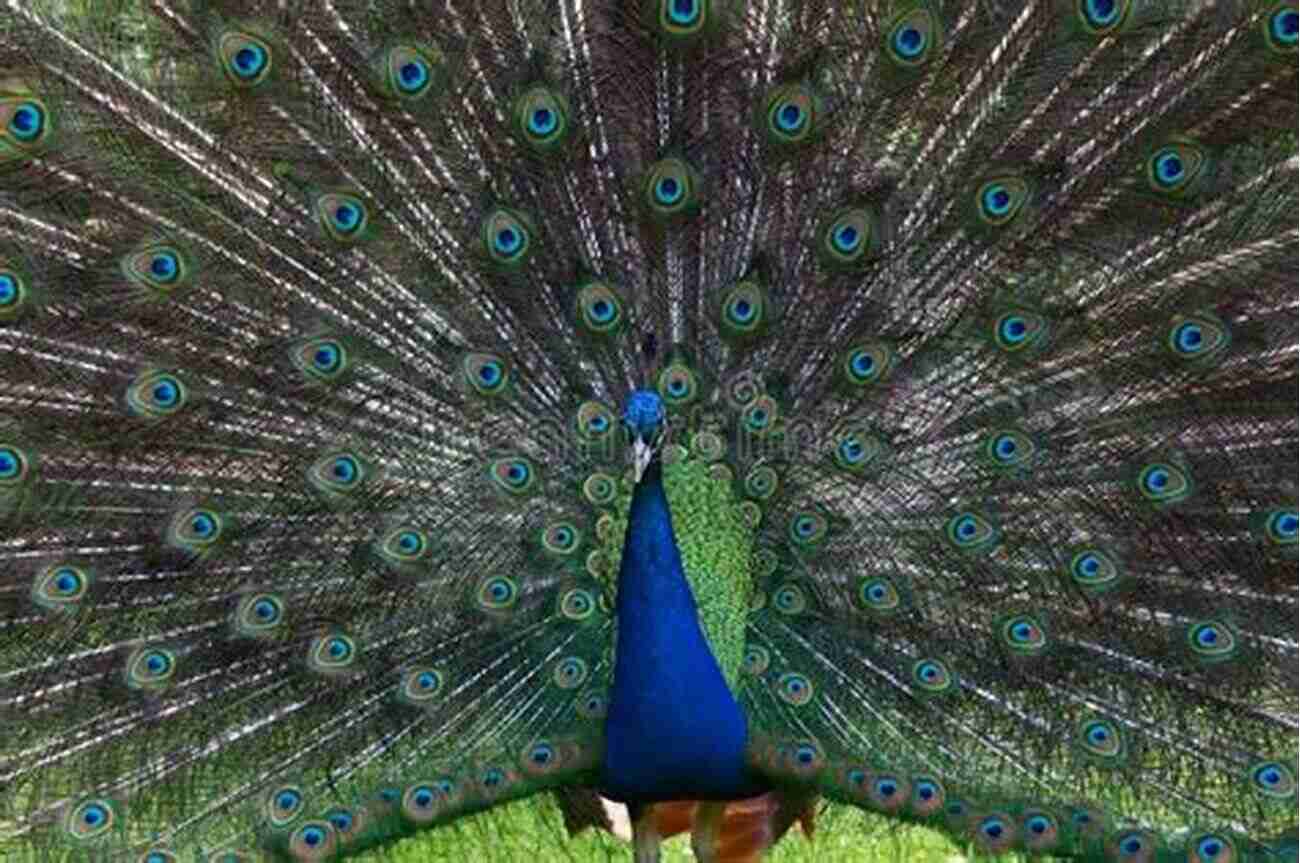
[{"left": 336, "top": 795, "right": 1021, "bottom": 863}]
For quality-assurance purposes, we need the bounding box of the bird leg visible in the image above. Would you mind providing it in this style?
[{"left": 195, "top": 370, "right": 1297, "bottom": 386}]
[
  {"left": 630, "top": 802, "right": 662, "bottom": 863},
  {"left": 689, "top": 801, "right": 726, "bottom": 863}
]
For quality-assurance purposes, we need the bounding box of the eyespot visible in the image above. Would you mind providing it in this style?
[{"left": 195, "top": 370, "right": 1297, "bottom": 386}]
[
  {"left": 553, "top": 656, "right": 589, "bottom": 689},
  {"left": 999, "top": 613, "right": 1049, "bottom": 656},
  {"left": 380, "top": 43, "right": 443, "bottom": 101},
  {"left": 762, "top": 82, "right": 820, "bottom": 146},
  {"left": 1068, "top": 547, "right": 1124, "bottom": 594},
  {"left": 856, "top": 575, "right": 903, "bottom": 615},
  {"left": 315, "top": 191, "right": 370, "bottom": 243},
  {"left": 1110, "top": 829, "right": 1157, "bottom": 862},
  {"left": 217, "top": 29, "right": 274, "bottom": 88},
  {"left": 908, "top": 776, "right": 945, "bottom": 816},
  {"left": 719, "top": 280, "right": 769, "bottom": 340},
  {"left": 1166, "top": 312, "right": 1230, "bottom": 364},
  {"left": 841, "top": 342, "right": 895, "bottom": 388},
  {"left": 307, "top": 632, "right": 358, "bottom": 674},
  {"left": 1264, "top": 2, "right": 1299, "bottom": 54},
  {"left": 0, "top": 266, "right": 29, "bottom": 319},
  {"left": 487, "top": 456, "right": 537, "bottom": 497},
  {"left": 480, "top": 207, "right": 534, "bottom": 268},
  {"left": 288, "top": 821, "right": 337, "bottom": 859},
  {"left": 325, "top": 807, "right": 365, "bottom": 845},
  {"left": 575, "top": 401, "right": 617, "bottom": 446},
  {"left": 122, "top": 242, "right": 192, "bottom": 297},
  {"left": 782, "top": 740, "right": 824, "bottom": 776},
  {"left": 232, "top": 592, "right": 284, "bottom": 638},
  {"left": 461, "top": 352, "right": 511, "bottom": 397},
  {"left": 910, "top": 658, "right": 957, "bottom": 696},
  {"left": 141, "top": 849, "right": 179, "bottom": 863},
  {"left": 559, "top": 588, "right": 597, "bottom": 621},
  {"left": 983, "top": 429, "right": 1035, "bottom": 469},
  {"left": 125, "top": 646, "right": 177, "bottom": 691},
  {"left": 884, "top": 6, "right": 941, "bottom": 67},
  {"left": 402, "top": 780, "right": 457, "bottom": 824},
  {"left": 1184, "top": 831, "right": 1235, "bottom": 863},
  {"left": 1021, "top": 810, "right": 1060, "bottom": 851},
  {"left": 127, "top": 370, "right": 188, "bottom": 418},
  {"left": 741, "top": 396, "right": 778, "bottom": 435},
  {"left": 541, "top": 519, "right": 582, "bottom": 557},
  {"left": 1077, "top": 717, "right": 1126, "bottom": 764},
  {"left": 1076, "top": 0, "right": 1134, "bottom": 34},
  {"left": 972, "top": 813, "right": 1017, "bottom": 853},
  {"left": 975, "top": 176, "right": 1029, "bottom": 226},
  {"left": 2, "top": 95, "right": 51, "bottom": 158},
  {"left": 1262, "top": 508, "right": 1299, "bottom": 546},
  {"left": 65, "top": 798, "right": 118, "bottom": 842},
  {"left": 1136, "top": 461, "right": 1191, "bottom": 505},
  {"left": 577, "top": 690, "right": 607, "bottom": 719},
  {"left": 788, "top": 511, "right": 828, "bottom": 549},
  {"left": 865, "top": 774, "right": 908, "bottom": 813},
  {"left": 1184, "top": 619, "right": 1240, "bottom": 664},
  {"left": 574, "top": 281, "right": 626, "bottom": 337},
  {"left": 821, "top": 207, "right": 880, "bottom": 267},
  {"left": 398, "top": 666, "right": 444, "bottom": 706},
  {"left": 309, "top": 451, "right": 371, "bottom": 497},
  {"left": 32, "top": 563, "right": 94, "bottom": 613},
  {"left": 292, "top": 336, "right": 349, "bottom": 383},
  {"left": 742, "top": 645, "right": 770, "bottom": 675},
  {"left": 657, "top": 362, "right": 700, "bottom": 407},
  {"left": 476, "top": 575, "right": 519, "bottom": 612},
  {"left": 993, "top": 309, "right": 1050, "bottom": 354},
  {"left": 513, "top": 84, "right": 570, "bottom": 152},
  {"left": 1249, "top": 760, "right": 1296, "bottom": 799},
  {"left": 169, "top": 507, "right": 225, "bottom": 552},
  {"left": 643, "top": 157, "right": 699, "bottom": 220},
  {"left": 381, "top": 526, "right": 429, "bottom": 564},
  {"left": 945, "top": 510, "right": 998, "bottom": 552},
  {"left": 776, "top": 672, "right": 814, "bottom": 706},
  {"left": 833, "top": 428, "right": 886, "bottom": 474},
  {"left": 691, "top": 431, "right": 725, "bottom": 462},
  {"left": 0, "top": 443, "right": 31, "bottom": 486},
  {"left": 653, "top": 0, "right": 718, "bottom": 40},
  {"left": 743, "top": 465, "right": 778, "bottom": 500},
  {"left": 772, "top": 582, "right": 808, "bottom": 615},
  {"left": 582, "top": 471, "right": 618, "bottom": 507},
  {"left": 1145, "top": 138, "right": 1210, "bottom": 199}
]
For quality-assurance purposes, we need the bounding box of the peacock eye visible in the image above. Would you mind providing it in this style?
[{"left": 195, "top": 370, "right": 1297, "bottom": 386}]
[{"left": 7, "top": 101, "right": 45, "bottom": 140}]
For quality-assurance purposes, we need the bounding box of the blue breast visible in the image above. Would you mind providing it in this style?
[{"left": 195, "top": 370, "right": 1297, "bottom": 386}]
[{"left": 600, "top": 458, "right": 768, "bottom": 803}]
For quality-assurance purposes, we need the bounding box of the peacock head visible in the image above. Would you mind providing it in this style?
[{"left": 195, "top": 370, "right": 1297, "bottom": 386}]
[{"left": 623, "top": 389, "right": 665, "bottom": 482}]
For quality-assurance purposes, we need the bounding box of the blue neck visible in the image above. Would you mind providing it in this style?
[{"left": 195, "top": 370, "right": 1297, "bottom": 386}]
[{"left": 600, "top": 458, "right": 766, "bottom": 803}]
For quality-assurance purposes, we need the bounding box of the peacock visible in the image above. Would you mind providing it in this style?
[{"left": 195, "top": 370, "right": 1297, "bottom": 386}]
[{"left": 0, "top": 0, "right": 1297, "bottom": 861}]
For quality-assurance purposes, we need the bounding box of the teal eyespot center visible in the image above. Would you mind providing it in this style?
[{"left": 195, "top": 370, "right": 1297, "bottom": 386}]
[
  {"left": 529, "top": 107, "right": 556, "bottom": 134},
  {"left": 777, "top": 102, "right": 805, "bottom": 131},
  {"left": 332, "top": 455, "right": 358, "bottom": 483},
  {"left": 333, "top": 204, "right": 361, "bottom": 232},
  {"left": 1272, "top": 7, "right": 1298, "bottom": 45},
  {"left": 834, "top": 224, "right": 860, "bottom": 251},
  {"left": 983, "top": 184, "right": 1012, "bottom": 215},
  {"left": 9, "top": 101, "right": 44, "bottom": 140},
  {"left": 656, "top": 176, "right": 682, "bottom": 204},
  {"left": 231, "top": 43, "right": 268, "bottom": 80},
  {"left": 398, "top": 60, "right": 428, "bottom": 92},
  {"left": 496, "top": 228, "right": 520, "bottom": 252},
  {"left": 0, "top": 273, "right": 16, "bottom": 304},
  {"left": 149, "top": 252, "right": 179, "bottom": 282},
  {"left": 1154, "top": 150, "right": 1185, "bottom": 185},
  {"left": 0, "top": 447, "right": 21, "bottom": 476},
  {"left": 670, "top": 0, "right": 700, "bottom": 24},
  {"left": 894, "top": 26, "right": 924, "bottom": 57},
  {"left": 1084, "top": 0, "right": 1120, "bottom": 26}
]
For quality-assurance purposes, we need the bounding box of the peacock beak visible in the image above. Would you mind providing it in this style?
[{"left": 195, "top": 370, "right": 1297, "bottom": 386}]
[{"left": 632, "top": 437, "right": 654, "bottom": 483}]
